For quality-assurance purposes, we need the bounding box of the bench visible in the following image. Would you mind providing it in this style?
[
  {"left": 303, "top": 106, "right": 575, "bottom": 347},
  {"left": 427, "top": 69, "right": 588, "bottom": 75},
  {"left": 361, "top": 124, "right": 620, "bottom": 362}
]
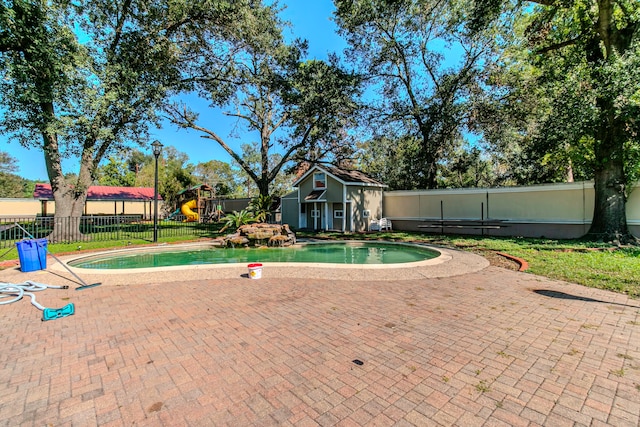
[{"left": 417, "top": 219, "right": 506, "bottom": 230}]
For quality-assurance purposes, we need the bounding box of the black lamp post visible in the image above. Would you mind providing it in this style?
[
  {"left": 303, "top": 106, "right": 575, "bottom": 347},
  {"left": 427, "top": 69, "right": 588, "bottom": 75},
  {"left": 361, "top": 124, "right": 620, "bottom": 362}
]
[{"left": 151, "top": 140, "right": 163, "bottom": 242}]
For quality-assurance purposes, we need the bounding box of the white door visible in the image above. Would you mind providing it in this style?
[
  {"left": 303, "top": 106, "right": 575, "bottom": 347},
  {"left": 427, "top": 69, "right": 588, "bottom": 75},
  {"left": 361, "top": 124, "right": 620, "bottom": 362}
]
[{"left": 299, "top": 204, "right": 307, "bottom": 228}]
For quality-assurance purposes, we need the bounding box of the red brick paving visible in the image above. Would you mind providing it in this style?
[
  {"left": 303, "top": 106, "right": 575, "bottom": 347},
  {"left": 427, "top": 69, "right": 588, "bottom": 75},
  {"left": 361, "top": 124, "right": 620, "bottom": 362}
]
[{"left": 1, "top": 266, "right": 639, "bottom": 426}]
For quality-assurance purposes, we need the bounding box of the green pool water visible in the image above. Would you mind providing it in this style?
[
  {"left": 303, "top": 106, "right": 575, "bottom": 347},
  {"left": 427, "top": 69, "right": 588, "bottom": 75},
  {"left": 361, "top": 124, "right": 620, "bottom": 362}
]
[{"left": 68, "top": 242, "right": 440, "bottom": 269}]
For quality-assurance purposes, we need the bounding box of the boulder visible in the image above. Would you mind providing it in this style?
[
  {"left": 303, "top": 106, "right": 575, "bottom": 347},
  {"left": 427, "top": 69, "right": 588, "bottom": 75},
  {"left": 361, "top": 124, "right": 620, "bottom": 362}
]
[
  {"left": 226, "top": 235, "right": 250, "bottom": 247},
  {"left": 221, "top": 223, "right": 296, "bottom": 247}
]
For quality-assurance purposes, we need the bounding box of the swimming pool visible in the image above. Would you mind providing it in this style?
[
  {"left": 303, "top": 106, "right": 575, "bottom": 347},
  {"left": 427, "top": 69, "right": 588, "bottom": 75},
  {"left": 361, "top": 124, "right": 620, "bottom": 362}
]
[{"left": 68, "top": 241, "right": 440, "bottom": 269}]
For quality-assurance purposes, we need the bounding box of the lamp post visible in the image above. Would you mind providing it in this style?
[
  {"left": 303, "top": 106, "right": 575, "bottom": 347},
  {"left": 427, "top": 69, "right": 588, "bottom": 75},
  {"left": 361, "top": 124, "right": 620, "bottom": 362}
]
[{"left": 151, "top": 140, "right": 163, "bottom": 243}]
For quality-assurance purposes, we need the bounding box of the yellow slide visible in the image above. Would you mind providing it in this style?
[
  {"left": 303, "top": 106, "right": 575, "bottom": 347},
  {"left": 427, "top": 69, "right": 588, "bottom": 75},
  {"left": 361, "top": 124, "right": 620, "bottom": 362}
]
[{"left": 180, "top": 199, "right": 199, "bottom": 222}]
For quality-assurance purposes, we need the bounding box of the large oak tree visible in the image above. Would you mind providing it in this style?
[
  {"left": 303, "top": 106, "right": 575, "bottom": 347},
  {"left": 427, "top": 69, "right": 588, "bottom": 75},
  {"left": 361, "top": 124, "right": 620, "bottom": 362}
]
[
  {"left": 334, "top": 0, "right": 491, "bottom": 189},
  {"left": 0, "top": 0, "right": 259, "bottom": 241},
  {"left": 469, "top": 0, "right": 640, "bottom": 243},
  {"left": 166, "top": 7, "right": 361, "bottom": 197}
]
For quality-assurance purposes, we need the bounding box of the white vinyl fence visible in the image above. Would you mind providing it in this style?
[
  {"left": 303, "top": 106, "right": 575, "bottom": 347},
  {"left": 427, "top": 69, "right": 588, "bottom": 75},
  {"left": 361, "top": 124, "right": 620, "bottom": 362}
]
[{"left": 383, "top": 181, "right": 640, "bottom": 239}]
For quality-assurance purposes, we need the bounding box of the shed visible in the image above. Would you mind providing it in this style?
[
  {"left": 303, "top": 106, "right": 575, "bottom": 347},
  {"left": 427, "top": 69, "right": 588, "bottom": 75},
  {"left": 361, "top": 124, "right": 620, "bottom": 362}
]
[{"left": 281, "top": 165, "right": 387, "bottom": 232}]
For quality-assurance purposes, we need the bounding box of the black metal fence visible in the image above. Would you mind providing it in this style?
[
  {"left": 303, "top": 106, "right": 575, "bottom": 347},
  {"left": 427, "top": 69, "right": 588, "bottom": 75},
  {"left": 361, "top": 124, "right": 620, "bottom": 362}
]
[{"left": 0, "top": 215, "right": 220, "bottom": 249}]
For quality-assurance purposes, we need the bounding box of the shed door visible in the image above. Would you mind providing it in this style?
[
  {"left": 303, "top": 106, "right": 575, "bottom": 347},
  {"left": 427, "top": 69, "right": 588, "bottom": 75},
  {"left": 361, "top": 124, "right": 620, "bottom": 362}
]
[
  {"left": 299, "top": 203, "right": 307, "bottom": 228},
  {"left": 332, "top": 203, "right": 344, "bottom": 231}
]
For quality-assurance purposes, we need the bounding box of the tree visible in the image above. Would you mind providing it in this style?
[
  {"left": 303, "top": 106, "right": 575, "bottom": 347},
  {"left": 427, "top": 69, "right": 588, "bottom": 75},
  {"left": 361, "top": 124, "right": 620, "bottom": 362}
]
[
  {"left": 0, "top": 150, "right": 17, "bottom": 175},
  {"left": 467, "top": 56, "right": 588, "bottom": 185},
  {"left": 135, "top": 146, "right": 197, "bottom": 212},
  {"left": 234, "top": 142, "right": 295, "bottom": 197},
  {"left": 469, "top": 0, "right": 640, "bottom": 243},
  {"left": 95, "top": 155, "right": 137, "bottom": 187},
  {"left": 438, "top": 146, "right": 496, "bottom": 188},
  {"left": 194, "top": 159, "right": 239, "bottom": 197},
  {"left": 0, "top": 150, "right": 27, "bottom": 197},
  {"left": 334, "top": 0, "right": 490, "bottom": 189},
  {"left": 166, "top": 7, "right": 361, "bottom": 197},
  {"left": 0, "top": 0, "right": 260, "bottom": 241},
  {"left": 127, "top": 150, "right": 148, "bottom": 181},
  {"left": 247, "top": 194, "right": 274, "bottom": 222},
  {"left": 355, "top": 135, "right": 423, "bottom": 190}
]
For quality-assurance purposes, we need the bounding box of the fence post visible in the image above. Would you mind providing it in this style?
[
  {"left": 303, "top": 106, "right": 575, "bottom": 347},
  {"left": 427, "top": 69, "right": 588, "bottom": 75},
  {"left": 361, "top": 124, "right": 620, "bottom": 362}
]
[{"left": 481, "top": 202, "right": 484, "bottom": 237}]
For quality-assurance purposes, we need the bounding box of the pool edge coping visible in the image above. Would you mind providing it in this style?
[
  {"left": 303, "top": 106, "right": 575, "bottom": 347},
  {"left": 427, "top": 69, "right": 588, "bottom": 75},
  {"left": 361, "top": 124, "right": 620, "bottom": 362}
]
[{"left": 42, "top": 241, "right": 490, "bottom": 282}]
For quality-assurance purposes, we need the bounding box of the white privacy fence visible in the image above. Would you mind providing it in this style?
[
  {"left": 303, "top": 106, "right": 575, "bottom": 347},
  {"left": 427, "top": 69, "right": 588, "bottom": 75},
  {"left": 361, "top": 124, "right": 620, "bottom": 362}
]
[{"left": 383, "top": 181, "right": 640, "bottom": 239}]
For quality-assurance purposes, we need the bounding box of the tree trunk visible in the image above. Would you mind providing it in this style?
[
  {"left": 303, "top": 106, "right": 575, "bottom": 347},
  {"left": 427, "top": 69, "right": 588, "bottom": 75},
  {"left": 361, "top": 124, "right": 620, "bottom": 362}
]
[
  {"left": 588, "top": 164, "right": 629, "bottom": 244},
  {"left": 584, "top": 0, "right": 636, "bottom": 244},
  {"left": 424, "top": 157, "right": 438, "bottom": 190},
  {"left": 566, "top": 157, "right": 574, "bottom": 183},
  {"left": 257, "top": 179, "right": 270, "bottom": 197},
  {"left": 586, "top": 101, "right": 632, "bottom": 243},
  {"left": 42, "top": 123, "right": 89, "bottom": 242},
  {"left": 418, "top": 125, "right": 439, "bottom": 189},
  {"left": 49, "top": 188, "right": 87, "bottom": 243}
]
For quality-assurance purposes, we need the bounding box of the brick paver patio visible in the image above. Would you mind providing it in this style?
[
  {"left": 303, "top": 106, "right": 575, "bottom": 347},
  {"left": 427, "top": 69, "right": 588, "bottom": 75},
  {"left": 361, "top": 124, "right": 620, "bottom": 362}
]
[{"left": 1, "top": 259, "right": 639, "bottom": 426}]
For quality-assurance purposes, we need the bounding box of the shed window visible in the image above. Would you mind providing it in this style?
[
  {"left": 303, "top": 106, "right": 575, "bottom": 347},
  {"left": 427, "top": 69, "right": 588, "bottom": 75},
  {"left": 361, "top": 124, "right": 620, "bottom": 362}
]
[
  {"left": 334, "top": 210, "right": 344, "bottom": 218},
  {"left": 313, "top": 173, "right": 326, "bottom": 189},
  {"left": 363, "top": 210, "right": 370, "bottom": 218}
]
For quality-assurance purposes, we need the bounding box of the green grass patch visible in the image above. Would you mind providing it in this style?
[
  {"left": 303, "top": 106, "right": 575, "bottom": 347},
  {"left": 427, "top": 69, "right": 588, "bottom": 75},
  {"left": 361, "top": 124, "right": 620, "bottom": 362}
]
[
  {"left": 298, "top": 231, "right": 640, "bottom": 298},
  {"left": 0, "top": 235, "right": 208, "bottom": 266}
]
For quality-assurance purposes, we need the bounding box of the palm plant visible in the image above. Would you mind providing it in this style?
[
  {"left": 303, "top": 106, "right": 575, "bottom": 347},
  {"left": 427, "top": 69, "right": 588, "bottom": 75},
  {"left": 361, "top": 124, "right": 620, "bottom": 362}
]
[
  {"left": 219, "top": 209, "right": 255, "bottom": 233},
  {"left": 247, "top": 194, "right": 273, "bottom": 223}
]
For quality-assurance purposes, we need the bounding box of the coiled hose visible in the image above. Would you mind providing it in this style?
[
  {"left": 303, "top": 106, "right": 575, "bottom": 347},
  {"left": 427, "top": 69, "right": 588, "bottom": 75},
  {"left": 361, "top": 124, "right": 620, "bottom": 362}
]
[{"left": 0, "top": 281, "right": 73, "bottom": 321}]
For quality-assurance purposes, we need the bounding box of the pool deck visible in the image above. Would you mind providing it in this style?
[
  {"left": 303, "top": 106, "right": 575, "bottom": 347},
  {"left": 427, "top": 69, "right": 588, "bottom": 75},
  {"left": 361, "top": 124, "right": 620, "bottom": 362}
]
[{"left": 1, "top": 246, "right": 639, "bottom": 426}]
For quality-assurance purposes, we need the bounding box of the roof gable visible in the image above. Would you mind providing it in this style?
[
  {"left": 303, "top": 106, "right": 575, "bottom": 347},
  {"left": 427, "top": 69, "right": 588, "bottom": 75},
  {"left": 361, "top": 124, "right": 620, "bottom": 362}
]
[
  {"left": 34, "top": 184, "right": 161, "bottom": 201},
  {"left": 293, "top": 165, "right": 386, "bottom": 188}
]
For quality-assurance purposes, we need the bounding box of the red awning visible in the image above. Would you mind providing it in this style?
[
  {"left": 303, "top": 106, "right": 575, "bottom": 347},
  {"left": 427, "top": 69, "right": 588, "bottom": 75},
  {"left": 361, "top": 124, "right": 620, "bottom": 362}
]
[{"left": 33, "top": 184, "right": 161, "bottom": 201}]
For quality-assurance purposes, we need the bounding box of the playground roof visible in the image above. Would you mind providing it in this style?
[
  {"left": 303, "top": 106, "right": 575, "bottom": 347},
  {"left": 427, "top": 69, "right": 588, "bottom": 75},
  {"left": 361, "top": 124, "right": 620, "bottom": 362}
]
[
  {"left": 33, "top": 184, "right": 162, "bottom": 201},
  {"left": 177, "top": 183, "right": 213, "bottom": 196}
]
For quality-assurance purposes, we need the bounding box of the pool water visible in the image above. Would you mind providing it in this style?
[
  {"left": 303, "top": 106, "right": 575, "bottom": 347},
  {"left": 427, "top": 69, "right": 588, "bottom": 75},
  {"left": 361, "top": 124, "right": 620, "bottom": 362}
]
[{"left": 69, "top": 242, "right": 439, "bottom": 269}]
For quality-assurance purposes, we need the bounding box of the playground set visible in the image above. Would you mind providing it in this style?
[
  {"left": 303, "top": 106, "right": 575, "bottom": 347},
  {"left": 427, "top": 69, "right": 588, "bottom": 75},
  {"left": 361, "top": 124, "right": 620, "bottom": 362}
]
[{"left": 167, "top": 184, "right": 225, "bottom": 223}]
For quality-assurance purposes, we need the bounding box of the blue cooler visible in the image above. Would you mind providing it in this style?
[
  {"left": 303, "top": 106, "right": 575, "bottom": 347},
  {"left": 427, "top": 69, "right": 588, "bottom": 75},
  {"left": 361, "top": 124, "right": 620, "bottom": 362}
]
[{"left": 15, "top": 239, "right": 48, "bottom": 272}]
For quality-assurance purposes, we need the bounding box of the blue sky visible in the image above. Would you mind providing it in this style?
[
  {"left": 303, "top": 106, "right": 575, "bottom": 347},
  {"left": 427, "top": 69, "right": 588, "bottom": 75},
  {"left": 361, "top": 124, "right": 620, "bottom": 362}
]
[{"left": 1, "top": 0, "right": 346, "bottom": 181}]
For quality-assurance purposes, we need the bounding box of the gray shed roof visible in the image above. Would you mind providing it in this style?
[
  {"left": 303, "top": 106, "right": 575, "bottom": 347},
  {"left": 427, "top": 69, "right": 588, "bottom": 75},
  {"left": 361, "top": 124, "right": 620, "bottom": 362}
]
[{"left": 294, "top": 165, "right": 386, "bottom": 188}]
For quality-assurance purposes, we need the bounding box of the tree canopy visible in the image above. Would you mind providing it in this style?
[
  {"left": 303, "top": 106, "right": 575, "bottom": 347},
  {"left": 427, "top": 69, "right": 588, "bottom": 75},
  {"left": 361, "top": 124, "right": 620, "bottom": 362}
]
[
  {"left": 0, "top": 150, "right": 32, "bottom": 197},
  {"left": 335, "top": 0, "right": 491, "bottom": 189},
  {"left": 166, "top": 6, "right": 361, "bottom": 196},
  {"left": 0, "top": 0, "right": 264, "bottom": 240},
  {"left": 467, "top": 0, "right": 640, "bottom": 242}
]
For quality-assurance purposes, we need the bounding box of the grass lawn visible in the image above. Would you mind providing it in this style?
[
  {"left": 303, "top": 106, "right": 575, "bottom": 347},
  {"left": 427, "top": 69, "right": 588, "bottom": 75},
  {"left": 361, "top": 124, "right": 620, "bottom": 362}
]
[
  {"left": 299, "top": 231, "right": 640, "bottom": 298},
  {"left": 1, "top": 231, "right": 638, "bottom": 298}
]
